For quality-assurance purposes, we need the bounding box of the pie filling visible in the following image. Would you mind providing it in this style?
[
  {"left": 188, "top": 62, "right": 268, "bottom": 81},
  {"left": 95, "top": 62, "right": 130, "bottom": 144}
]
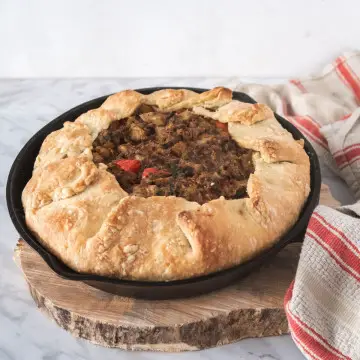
[{"left": 92, "top": 105, "right": 254, "bottom": 204}]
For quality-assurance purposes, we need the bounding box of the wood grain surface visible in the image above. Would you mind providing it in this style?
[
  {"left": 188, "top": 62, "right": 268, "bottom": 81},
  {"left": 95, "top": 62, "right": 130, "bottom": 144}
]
[{"left": 14, "top": 184, "right": 338, "bottom": 351}]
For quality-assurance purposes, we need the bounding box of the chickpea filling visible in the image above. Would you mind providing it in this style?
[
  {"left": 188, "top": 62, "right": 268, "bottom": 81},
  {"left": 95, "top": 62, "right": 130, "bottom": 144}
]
[{"left": 92, "top": 105, "right": 254, "bottom": 204}]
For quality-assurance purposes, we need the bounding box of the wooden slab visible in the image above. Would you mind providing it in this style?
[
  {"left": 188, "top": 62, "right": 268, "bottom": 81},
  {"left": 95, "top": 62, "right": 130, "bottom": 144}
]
[{"left": 14, "top": 185, "right": 338, "bottom": 352}]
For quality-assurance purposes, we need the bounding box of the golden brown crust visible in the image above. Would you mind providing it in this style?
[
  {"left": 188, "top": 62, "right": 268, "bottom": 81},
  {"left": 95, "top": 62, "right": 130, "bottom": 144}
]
[
  {"left": 34, "top": 122, "right": 93, "bottom": 169},
  {"left": 82, "top": 196, "right": 200, "bottom": 280},
  {"left": 24, "top": 169, "right": 128, "bottom": 271},
  {"left": 145, "top": 87, "right": 232, "bottom": 111},
  {"left": 75, "top": 108, "right": 117, "bottom": 140},
  {"left": 177, "top": 158, "right": 310, "bottom": 274},
  {"left": 22, "top": 87, "right": 310, "bottom": 281},
  {"left": 101, "top": 90, "right": 143, "bottom": 119},
  {"left": 145, "top": 89, "right": 197, "bottom": 110},
  {"left": 193, "top": 101, "right": 273, "bottom": 125},
  {"left": 23, "top": 157, "right": 99, "bottom": 211},
  {"left": 228, "top": 117, "right": 309, "bottom": 164}
]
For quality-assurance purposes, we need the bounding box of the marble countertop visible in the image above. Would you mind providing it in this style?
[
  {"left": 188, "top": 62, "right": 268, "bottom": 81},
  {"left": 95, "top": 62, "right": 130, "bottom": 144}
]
[{"left": 0, "top": 79, "right": 354, "bottom": 360}]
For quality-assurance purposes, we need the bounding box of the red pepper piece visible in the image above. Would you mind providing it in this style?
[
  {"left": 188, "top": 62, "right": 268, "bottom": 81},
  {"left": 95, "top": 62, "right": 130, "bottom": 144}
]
[
  {"left": 215, "top": 121, "right": 228, "bottom": 131},
  {"left": 114, "top": 159, "right": 141, "bottom": 173},
  {"left": 142, "top": 167, "right": 170, "bottom": 179}
]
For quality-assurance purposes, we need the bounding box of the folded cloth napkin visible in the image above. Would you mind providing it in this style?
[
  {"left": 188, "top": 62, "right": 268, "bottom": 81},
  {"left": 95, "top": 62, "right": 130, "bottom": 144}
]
[{"left": 237, "top": 51, "right": 360, "bottom": 360}]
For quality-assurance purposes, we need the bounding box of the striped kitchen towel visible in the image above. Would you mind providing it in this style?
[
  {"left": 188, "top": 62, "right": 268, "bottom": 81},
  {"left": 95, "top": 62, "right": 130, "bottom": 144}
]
[{"left": 237, "top": 51, "right": 360, "bottom": 359}]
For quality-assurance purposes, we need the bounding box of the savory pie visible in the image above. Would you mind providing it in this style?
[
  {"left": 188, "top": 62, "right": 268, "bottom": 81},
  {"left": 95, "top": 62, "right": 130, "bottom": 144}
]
[{"left": 22, "top": 87, "right": 310, "bottom": 281}]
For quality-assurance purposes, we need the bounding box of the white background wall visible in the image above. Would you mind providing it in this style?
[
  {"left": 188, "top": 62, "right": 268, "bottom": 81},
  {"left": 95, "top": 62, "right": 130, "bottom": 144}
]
[{"left": 1, "top": 0, "right": 359, "bottom": 78}]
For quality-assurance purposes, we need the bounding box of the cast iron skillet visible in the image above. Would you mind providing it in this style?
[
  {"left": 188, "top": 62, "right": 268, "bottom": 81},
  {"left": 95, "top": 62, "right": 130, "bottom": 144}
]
[{"left": 7, "top": 87, "right": 321, "bottom": 299}]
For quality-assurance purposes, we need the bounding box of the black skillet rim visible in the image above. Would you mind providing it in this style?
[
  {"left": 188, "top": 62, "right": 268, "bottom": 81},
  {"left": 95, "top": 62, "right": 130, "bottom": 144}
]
[{"left": 7, "top": 87, "right": 321, "bottom": 297}]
